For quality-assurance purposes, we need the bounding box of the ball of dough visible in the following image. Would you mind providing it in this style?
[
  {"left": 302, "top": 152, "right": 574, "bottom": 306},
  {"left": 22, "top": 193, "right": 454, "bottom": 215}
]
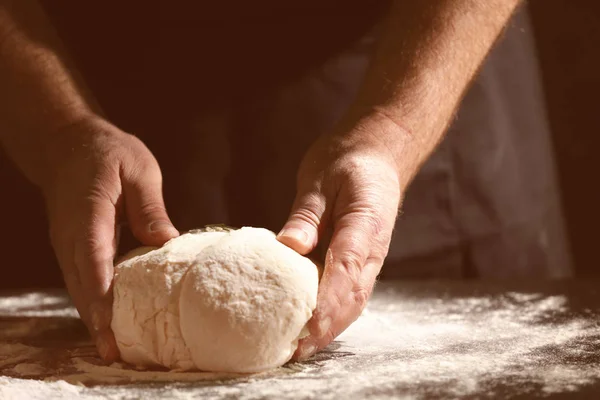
[{"left": 111, "top": 227, "right": 319, "bottom": 373}]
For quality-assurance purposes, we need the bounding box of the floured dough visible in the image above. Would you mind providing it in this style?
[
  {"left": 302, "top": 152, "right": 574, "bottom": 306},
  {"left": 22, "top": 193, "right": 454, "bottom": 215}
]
[{"left": 111, "top": 227, "right": 319, "bottom": 373}]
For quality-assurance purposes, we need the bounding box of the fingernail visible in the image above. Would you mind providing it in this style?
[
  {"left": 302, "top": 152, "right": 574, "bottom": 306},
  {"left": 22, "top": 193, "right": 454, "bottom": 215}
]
[
  {"left": 317, "top": 316, "right": 332, "bottom": 338},
  {"left": 278, "top": 228, "right": 309, "bottom": 247},
  {"left": 297, "top": 343, "right": 317, "bottom": 361},
  {"left": 96, "top": 336, "right": 109, "bottom": 360},
  {"left": 149, "top": 221, "right": 178, "bottom": 235}
]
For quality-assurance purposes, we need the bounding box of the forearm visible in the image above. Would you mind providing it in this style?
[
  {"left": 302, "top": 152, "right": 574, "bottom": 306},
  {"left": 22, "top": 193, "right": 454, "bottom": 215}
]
[
  {"left": 0, "top": 0, "right": 101, "bottom": 187},
  {"left": 343, "top": 0, "right": 522, "bottom": 189}
]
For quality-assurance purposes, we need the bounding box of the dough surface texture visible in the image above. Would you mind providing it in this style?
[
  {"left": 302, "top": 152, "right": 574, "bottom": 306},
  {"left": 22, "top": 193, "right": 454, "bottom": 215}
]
[{"left": 111, "top": 227, "right": 319, "bottom": 373}]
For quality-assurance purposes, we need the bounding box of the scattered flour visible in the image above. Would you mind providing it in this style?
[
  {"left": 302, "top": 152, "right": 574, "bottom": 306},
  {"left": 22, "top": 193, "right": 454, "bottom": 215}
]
[
  {"left": 0, "top": 377, "right": 93, "bottom": 400},
  {"left": 1, "top": 282, "right": 600, "bottom": 399},
  {"left": 0, "top": 292, "right": 78, "bottom": 318}
]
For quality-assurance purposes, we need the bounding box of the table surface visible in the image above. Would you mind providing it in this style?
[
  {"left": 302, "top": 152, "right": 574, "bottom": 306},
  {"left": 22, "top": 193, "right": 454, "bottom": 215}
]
[{"left": 1, "top": 280, "right": 600, "bottom": 399}]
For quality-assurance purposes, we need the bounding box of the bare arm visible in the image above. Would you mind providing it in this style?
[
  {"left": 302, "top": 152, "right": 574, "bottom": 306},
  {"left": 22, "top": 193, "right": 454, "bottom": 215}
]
[
  {"left": 0, "top": 0, "right": 101, "bottom": 187},
  {"left": 345, "top": 0, "right": 523, "bottom": 189}
]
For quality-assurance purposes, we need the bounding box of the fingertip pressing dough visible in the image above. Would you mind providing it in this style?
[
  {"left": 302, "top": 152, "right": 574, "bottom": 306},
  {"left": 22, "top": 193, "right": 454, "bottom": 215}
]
[{"left": 111, "top": 226, "right": 319, "bottom": 373}]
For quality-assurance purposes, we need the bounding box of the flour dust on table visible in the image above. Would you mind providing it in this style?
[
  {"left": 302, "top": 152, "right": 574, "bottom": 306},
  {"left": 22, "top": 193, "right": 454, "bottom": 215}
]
[{"left": 2, "top": 281, "right": 600, "bottom": 399}]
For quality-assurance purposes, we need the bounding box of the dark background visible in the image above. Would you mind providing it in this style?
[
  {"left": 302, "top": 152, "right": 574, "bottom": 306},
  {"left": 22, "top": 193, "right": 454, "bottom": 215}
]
[
  {"left": 1, "top": 2, "right": 599, "bottom": 288},
  {"left": 529, "top": 1, "right": 600, "bottom": 278}
]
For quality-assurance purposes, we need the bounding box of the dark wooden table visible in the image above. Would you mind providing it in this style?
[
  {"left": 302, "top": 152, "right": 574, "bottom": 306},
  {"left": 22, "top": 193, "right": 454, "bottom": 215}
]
[{"left": 1, "top": 280, "right": 600, "bottom": 399}]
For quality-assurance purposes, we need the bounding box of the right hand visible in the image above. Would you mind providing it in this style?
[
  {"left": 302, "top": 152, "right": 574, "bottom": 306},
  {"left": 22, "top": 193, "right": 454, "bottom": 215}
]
[{"left": 41, "top": 117, "right": 179, "bottom": 361}]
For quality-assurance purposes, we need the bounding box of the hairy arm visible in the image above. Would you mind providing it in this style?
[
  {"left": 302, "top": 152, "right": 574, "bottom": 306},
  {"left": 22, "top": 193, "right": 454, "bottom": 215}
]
[
  {"left": 343, "top": 0, "right": 523, "bottom": 189},
  {"left": 0, "top": 0, "right": 101, "bottom": 188}
]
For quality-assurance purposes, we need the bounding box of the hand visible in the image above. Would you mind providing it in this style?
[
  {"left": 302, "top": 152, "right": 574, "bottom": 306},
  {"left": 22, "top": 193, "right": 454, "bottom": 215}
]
[
  {"left": 41, "top": 117, "right": 179, "bottom": 361},
  {"left": 277, "top": 116, "right": 403, "bottom": 360}
]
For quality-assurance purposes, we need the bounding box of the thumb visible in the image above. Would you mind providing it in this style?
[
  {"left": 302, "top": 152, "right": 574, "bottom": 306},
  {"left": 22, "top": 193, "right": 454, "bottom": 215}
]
[
  {"left": 123, "top": 160, "right": 179, "bottom": 246},
  {"left": 277, "top": 191, "right": 326, "bottom": 255}
]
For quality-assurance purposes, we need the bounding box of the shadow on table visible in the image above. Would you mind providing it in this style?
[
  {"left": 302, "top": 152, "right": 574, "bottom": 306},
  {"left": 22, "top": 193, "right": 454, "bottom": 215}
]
[{"left": 0, "top": 315, "right": 89, "bottom": 347}]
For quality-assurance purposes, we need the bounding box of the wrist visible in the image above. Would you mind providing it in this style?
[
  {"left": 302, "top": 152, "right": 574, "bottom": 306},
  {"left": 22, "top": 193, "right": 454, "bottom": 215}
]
[{"left": 333, "top": 108, "right": 420, "bottom": 190}]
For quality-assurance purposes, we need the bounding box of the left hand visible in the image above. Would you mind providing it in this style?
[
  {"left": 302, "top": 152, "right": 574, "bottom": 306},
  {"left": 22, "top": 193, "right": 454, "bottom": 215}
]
[{"left": 277, "top": 115, "right": 404, "bottom": 360}]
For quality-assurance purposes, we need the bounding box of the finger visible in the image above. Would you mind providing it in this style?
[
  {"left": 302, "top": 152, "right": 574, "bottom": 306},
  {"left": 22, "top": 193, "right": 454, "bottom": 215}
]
[
  {"left": 122, "top": 158, "right": 179, "bottom": 246},
  {"left": 49, "top": 208, "right": 102, "bottom": 355},
  {"left": 293, "top": 218, "right": 376, "bottom": 361},
  {"left": 55, "top": 238, "right": 91, "bottom": 327},
  {"left": 295, "top": 190, "right": 397, "bottom": 360},
  {"left": 294, "top": 258, "right": 381, "bottom": 361},
  {"left": 277, "top": 190, "right": 327, "bottom": 255},
  {"left": 61, "top": 266, "right": 118, "bottom": 361},
  {"left": 72, "top": 194, "right": 121, "bottom": 362}
]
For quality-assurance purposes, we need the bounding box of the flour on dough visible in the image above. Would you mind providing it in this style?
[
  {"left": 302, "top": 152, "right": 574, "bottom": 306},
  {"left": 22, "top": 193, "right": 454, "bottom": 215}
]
[{"left": 111, "top": 227, "right": 319, "bottom": 373}]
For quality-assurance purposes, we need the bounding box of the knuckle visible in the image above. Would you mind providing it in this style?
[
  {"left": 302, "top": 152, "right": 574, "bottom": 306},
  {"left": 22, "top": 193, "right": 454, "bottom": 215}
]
[
  {"left": 90, "top": 153, "right": 120, "bottom": 180},
  {"left": 121, "top": 150, "right": 160, "bottom": 183},
  {"left": 85, "top": 184, "right": 112, "bottom": 204},
  {"left": 337, "top": 204, "right": 386, "bottom": 236},
  {"left": 137, "top": 201, "right": 167, "bottom": 220},
  {"left": 292, "top": 192, "right": 324, "bottom": 218},
  {"left": 352, "top": 209, "right": 394, "bottom": 252},
  {"left": 337, "top": 248, "right": 365, "bottom": 282},
  {"left": 322, "top": 328, "right": 337, "bottom": 347},
  {"left": 330, "top": 289, "right": 345, "bottom": 312},
  {"left": 360, "top": 209, "right": 386, "bottom": 237},
  {"left": 370, "top": 253, "right": 387, "bottom": 269},
  {"left": 84, "top": 236, "right": 108, "bottom": 260},
  {"left": 133, "top": 156, "right": 159, "bottom": 178},
  {"left": 85, "top": 173, "right": 120, "bottom": 204},
  {"left": 291, "top": 206, "right": 321, "bottom": 228},
  {"left": 352, "top": 286, "right": 371, "bottom": 311},
  {"left": 75, "top": 234, "right": 112, "bottom": 267}
]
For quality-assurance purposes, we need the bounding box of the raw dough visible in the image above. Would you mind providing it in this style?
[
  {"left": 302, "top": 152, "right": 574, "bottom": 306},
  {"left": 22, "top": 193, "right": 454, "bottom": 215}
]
[{"left": 111, "top": 227, "right": 319, "bottom": 373}]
